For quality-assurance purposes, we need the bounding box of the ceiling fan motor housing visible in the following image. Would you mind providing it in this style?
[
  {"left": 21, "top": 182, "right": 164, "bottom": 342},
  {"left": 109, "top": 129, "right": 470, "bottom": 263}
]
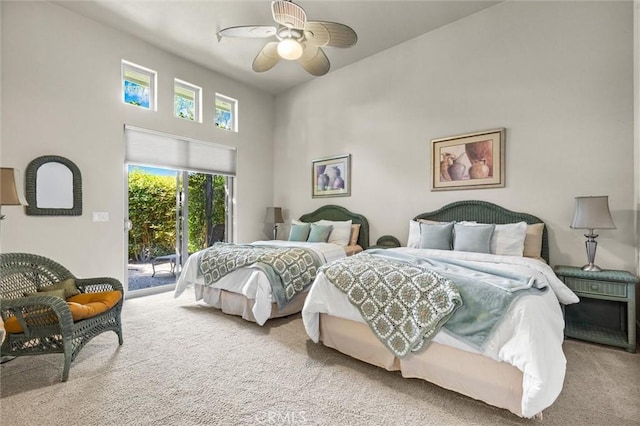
[{"left": 276, "top": 27, "right": 303, "bottom": 41}]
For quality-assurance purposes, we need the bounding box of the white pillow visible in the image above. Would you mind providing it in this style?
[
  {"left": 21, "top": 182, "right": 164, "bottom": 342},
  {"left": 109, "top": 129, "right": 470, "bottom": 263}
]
[
  {"left": 316, "top": 219, "right": 352, "bottom": 246},
  {"left": 490, "top": 222, "right": 527, "bottom": 256},
  {"left": 407, "top": 220, "right": 420, "bottom": 248}
]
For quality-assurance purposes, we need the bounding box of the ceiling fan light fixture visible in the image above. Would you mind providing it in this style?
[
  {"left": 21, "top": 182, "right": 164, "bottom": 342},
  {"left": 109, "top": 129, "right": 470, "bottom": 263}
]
[{"left": 277, "top": 38, "right": 303, "bottom": 60}]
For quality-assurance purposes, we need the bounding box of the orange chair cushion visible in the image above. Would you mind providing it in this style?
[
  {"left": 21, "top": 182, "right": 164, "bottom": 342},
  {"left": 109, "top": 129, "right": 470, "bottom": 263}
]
[
  {"left": 66, "top": 291, "right": 122, "bottom": 321},
  {"left": 4, "top": 291, "right": 122, "bottom": 334}
]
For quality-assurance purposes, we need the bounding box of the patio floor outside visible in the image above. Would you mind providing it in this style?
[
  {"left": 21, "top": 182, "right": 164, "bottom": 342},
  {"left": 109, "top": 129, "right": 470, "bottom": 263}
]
[{"left": 127, "top": 261, "right": 179, "bottom": 291}]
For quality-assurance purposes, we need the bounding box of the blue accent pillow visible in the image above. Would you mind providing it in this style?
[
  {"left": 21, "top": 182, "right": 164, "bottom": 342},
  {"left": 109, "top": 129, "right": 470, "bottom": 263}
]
[
  {"left": 419, "top": 222, "right": 454, "bottom": 250},
  {"left": 454, "top": 223, "right": 496, "bottom": 253},
  {"left": 288, "top": 223, "right": 311, "bottom": 242},
  {"left": 307, "top": 223, "right": 333, "bottom": 243}
]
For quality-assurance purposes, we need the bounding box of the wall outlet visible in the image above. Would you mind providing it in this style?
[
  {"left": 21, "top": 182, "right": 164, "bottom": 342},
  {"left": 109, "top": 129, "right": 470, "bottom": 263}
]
[{"left": 92, "top": 212, "right": 109, "bottom": 222}]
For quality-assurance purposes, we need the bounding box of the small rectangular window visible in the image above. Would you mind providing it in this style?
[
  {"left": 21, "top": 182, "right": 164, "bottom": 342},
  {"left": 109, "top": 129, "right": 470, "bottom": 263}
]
[
  {"left": 215, "top": 93, "right": 238, "bottom": 132},
  {"left": 122, "top": 60, "right": 157, "bottom": 111},
  {"left": 174, "top": 79, "right": 202, "bottom": 122}
]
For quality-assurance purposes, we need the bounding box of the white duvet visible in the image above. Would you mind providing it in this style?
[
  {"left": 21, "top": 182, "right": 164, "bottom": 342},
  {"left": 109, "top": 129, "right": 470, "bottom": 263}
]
[
  {"left": 174, "top": 240, "right": 346, "bottom": 325},
  {"left": 302, "top": 247, "right": 579, "bottom": 418}
]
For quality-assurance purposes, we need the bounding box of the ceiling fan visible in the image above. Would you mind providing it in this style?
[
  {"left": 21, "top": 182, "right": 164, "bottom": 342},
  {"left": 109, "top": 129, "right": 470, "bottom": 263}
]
[{"left": 217, "top": 0, "right": 357, "bottom": 76}]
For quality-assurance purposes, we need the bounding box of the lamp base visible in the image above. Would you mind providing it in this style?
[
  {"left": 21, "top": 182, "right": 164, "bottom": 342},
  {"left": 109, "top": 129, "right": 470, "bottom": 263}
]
[
  {"left": 581, "top": 263, "right": 602, "bottom": 272},
  {"left": 582, "top": 234, "right": 602, "bottom": 272}
]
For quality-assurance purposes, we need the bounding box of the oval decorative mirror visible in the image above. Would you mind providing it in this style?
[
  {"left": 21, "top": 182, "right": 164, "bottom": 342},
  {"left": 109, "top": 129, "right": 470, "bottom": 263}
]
[{"left": 25, "top": 155, "right": 82, "bottom": 216}]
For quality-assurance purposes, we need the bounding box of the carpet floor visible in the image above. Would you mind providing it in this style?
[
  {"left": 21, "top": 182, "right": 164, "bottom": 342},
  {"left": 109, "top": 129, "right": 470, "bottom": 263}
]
[{"left": 1, "top": 289, "right": 639, "bottom": 426}]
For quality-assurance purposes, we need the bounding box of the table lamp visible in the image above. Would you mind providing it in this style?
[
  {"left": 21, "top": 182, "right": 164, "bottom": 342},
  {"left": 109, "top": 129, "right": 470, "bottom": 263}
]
[
  {"left": 1, "top": 167, "right": 28, "bottom": 220},
  {"left": 265, "top": 207, "right": 284, "bottom": 240},
  {"left": 570, "top": 196, "right": 616, "bottom": 272}
]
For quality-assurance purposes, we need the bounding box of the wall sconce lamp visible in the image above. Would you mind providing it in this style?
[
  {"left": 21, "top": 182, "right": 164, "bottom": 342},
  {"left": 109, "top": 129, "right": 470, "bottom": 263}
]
[
  {"left": 265, "top": 207, "right": 284, "bottom": 240},
  {"left": 1, "top": 167, "right": 28, "bottom": 220},
  {"left": 570, "top": 195, "right": 616, "bottom": 272}
]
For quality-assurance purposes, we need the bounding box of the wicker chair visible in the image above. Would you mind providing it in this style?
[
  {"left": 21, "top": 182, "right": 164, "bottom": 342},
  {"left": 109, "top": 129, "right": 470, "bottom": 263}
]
[{"left": 0, "top": 253, "right": 123, "bottom": 381}]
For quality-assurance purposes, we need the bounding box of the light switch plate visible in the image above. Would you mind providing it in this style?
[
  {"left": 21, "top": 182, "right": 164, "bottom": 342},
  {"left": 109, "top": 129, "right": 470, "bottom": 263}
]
[{"left": 92, "top": 212, "right": 109, "bottom": 222}]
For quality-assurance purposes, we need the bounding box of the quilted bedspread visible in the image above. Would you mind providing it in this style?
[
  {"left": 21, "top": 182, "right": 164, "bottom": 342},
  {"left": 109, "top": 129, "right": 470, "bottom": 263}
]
[
  {"left": 199, "top": 243, "right": 323, "bottom": 309},
  {"left": 321, "top": 252, "right": 462, "bottom": 358}
]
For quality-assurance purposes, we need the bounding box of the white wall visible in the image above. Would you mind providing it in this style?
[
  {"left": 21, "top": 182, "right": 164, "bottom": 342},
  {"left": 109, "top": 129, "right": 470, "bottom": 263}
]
[
  {"left": 274, "top": 0, "right": 636, "bottom": 272},
  {"left": 0, "top": 1, "right": 275, "bottom": 281}
]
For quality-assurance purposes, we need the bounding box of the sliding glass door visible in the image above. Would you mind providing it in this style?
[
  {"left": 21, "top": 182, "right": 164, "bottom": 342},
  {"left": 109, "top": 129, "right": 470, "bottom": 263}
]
[{"left": 125, "top": 165, "right": 232, "bottom": 295}]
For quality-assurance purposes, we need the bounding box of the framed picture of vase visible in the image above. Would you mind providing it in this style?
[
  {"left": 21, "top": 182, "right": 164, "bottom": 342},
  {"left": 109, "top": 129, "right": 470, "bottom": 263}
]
[
  {"left": 431, "top": 128, "right": 505, "bottom": 191},
  {"left": 312, "top": 154, "right": 351, "bottom": 198}
]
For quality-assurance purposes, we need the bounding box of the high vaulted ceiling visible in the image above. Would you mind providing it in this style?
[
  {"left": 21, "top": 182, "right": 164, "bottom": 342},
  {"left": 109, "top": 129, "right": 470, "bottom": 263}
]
[{"left": 55, "top": 0, "right": 501, "bottom": 95}]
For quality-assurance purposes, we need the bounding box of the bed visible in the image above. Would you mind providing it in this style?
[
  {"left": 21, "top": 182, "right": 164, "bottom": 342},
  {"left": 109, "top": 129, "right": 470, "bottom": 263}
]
[
  {"left": 175, "top": 205, "right": 369, "bottom": 325},
  {"left": 302, "top": 200, "right": 579, "bottom": 418}
]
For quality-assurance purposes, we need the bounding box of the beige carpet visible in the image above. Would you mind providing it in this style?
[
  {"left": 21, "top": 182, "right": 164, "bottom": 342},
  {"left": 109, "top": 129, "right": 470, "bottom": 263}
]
[{"left": 1, "top": 290, "right": 639, "bottom": 426}]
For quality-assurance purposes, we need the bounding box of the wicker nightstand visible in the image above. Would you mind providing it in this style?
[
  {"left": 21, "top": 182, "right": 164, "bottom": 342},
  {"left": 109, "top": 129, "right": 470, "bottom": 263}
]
[
  {"left": 368, "top": 235, "right": 401, "bottom": 249},
  {"left": 555, "top": 265, "right": 637, "bottom": 353}
]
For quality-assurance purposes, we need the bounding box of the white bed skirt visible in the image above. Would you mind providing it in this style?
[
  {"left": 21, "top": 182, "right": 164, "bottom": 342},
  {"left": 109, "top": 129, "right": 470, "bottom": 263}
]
[
  {"left": 195, "top": 285, "right": 308, "bottom": 324},
  {"left": 319, "top": 314, "right": 524, "bottom": 417}
]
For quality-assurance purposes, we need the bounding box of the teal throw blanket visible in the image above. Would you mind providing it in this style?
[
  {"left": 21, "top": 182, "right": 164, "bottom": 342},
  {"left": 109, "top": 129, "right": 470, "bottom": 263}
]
[
  {"left": 321, "top": 252, "right": 462, "bottom": 358},
  {"left": 199, "top": 243, "right": 323, "bottom": 309},
  {"left": 365, "top": 249, "right": 548, "bottom": 350}
]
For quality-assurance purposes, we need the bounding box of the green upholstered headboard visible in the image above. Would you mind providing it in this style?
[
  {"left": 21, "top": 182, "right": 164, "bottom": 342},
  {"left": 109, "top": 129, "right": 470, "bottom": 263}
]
[
  {"left": 299, "top": 205, "right": 370, "bottom": 249},
  {"left": 414, "top": 200, "right": 549, "bottom": 263}
]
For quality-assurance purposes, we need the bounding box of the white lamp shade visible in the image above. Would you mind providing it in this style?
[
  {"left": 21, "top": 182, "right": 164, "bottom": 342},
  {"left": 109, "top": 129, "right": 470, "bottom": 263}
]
[
  {"left": 1, "top": 168, "right": 28, "bottom": 206},
  {"left": 277, "top": 38, "right": 303, "bottom": 60},
  {"left": 571, "top": 196, "right": 616, "bottom": 230}
]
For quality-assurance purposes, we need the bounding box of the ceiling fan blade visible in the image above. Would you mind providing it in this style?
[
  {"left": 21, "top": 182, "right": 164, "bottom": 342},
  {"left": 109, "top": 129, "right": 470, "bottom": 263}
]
[
  {"left": 271, "top": 0, "right": 306, "bottom": 29},
  {"left": 298, "top": 45, "right": 330, "bottom": 76},
  {"left": 304, "top": 21, "right": 357, "bottom": 48},
  {"left": 252, "top": 42, "right": 281, "bottom": 72},
  {"left": 218, "top": 25, "right": 277, "bottom": 39}
]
